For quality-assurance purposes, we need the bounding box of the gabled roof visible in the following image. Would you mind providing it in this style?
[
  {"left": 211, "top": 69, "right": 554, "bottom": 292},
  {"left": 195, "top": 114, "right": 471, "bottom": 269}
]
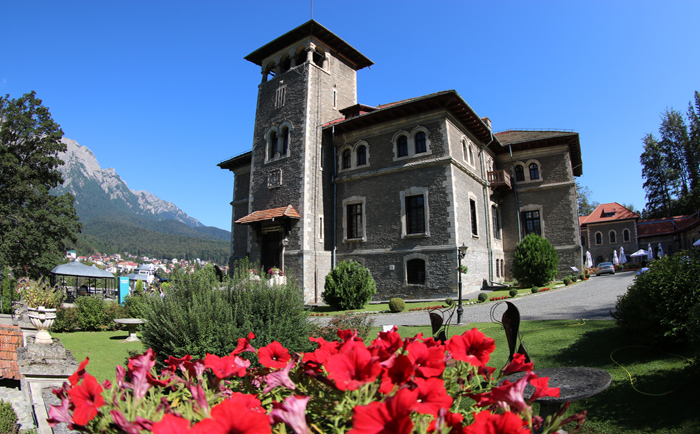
[
  {"left": 580, "top": 202, "right": 639, "bottom": 225},
  {"left": 235, "top": 205, "right": 301, "bottom": 225},
  {"left": 244, "top": 20, "right": 373, "bottom": 71},
  {"left": 494, "top": 130, "right": 583, "bottom": 177}
]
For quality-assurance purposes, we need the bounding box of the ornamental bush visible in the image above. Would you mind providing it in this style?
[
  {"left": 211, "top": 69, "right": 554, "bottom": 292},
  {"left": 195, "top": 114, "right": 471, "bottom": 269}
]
[
  {"left": 139, "top": 261, "right": 315, "bottom": 366},
  {"left": 563, "top": 277, "right": 571, "bottom": 286},
  {"left": 0, "top": 400, "right": 18, "bottom": 434},
  {"left": 613, "top": 249, "right": 700, "bottom": 345},
  {"left": 388, "top": 297, "right": 405, "bottom": 312},
  {"left": 74, "top": 296, "right": 106, "bottom": 331},
  {"left": 531, "top": 287, "right": 539, "bottom": 294},
  {"left": 323, "top": 260, "right": 376, "bottom": 310},
  {"left": 478, "top": 292, "right": 488, "bottom": 302},
  {"left": 512, "top": 234, "right": 559, "bottom": 287},
  {"left": 508, "top": 289, "right": 518, "bottom": 298}
]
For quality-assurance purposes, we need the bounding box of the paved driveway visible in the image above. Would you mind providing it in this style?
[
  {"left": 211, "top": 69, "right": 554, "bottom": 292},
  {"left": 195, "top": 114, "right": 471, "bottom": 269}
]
[{"left": 369, "top": 271, "right": 636, "bottom": 327}]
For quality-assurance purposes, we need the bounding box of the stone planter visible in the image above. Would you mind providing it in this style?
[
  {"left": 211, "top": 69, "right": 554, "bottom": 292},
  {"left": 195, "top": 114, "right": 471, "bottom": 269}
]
[{"left": 27, "top": 306, "right": 57, "bottom": 344}]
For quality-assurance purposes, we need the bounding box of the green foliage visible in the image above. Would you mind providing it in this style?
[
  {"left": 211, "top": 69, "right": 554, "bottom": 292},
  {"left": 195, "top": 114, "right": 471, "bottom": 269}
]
[
  {"left": 134, "top": 280, "right": 144, "bottom": 295},
  {"left": 104, "top": 301, "right": 128, "bottom": 330},
  {"left": 477, "top": 293, "right": 488, "bottom": 302},
  {"left": 579, "top": 273, "right": 585, "bottom": 280},
  {"left": 445, "top": 298, "right": 454, "bottom": 306},
  {"left": 512, "top": 234, "right": 559, "bottom": 287},
  {"left": 563, "top": 277, "right": 571, "bottom": 285},
  {"left": 1, "top": 268, "right": 16, "bottom": 314},
  {"left": 139, "top": 262, "right": 315, "bottom": 365},
  {"left": 388, "top": 297, "right": 405, "bottom": 313},
  {"left": 508, "top": 289, "right": 518, "bottom": 298},
  {"left": 613, "top": 249, "right": 700, "bottom": 345},
  {"left": 310, "top": 313, "right": 373, "bottom": 343},
  {"left": 0, "top": 91, "right": 81, "bottom": 278},
  {"left": 323, "top": 261, "right": 376, "bottom": 310},
  {"left": 0, "top": 400, "right": 18, "bottom": 434},
  {"left": 53, "top": 306, "right": 79, "bottom": 332},
  {"left": 18, "top": 278, "right": 63, "bottom": 308},
  {"left": 123, "top": 294, "right": 149, "bottom": 318},
  {"left": 74, "top": 296, "right": 106, "bottom": 331},
  {"left": 576, "top": 181, "right": 599, "bottom": 216},
  {"left": 571, "top": 274, "right": 578, "bottom": 282},
  {"left": 531, "top": 287, "right": 539, "bottom": 294}
]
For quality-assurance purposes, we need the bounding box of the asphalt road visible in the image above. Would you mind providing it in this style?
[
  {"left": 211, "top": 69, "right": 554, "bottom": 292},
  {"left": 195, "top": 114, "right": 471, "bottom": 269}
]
[{"left": 368, "top": 271, "right": 636, "bottom": 327}]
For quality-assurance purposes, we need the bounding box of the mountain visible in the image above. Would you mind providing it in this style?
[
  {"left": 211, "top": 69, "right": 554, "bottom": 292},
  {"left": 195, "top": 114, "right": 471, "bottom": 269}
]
[{"left": 52, "top": 138, "right": 231, "bottom": 261}]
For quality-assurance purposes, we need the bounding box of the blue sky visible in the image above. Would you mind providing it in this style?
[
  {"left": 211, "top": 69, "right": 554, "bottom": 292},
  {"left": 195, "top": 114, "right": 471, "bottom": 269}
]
[{"left": 3, "top": 1, "right": 698, "bottom": 231}]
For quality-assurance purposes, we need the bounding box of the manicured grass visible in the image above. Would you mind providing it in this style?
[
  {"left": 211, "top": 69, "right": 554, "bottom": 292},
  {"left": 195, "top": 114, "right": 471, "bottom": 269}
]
[{"left": 307, "top": 300, "right": 455, "bottom": 316}]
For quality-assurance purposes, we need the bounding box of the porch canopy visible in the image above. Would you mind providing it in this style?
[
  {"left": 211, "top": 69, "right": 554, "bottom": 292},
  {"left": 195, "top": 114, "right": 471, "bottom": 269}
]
[
  {"left": 50, "top": 261, "right": 116, "bottom": 297},
  {"left": 235, "top": 205, "right": 301, "bottom": 225}
]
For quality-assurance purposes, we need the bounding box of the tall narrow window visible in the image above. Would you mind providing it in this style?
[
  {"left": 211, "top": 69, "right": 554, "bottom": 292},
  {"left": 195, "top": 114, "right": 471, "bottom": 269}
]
[
  {"left": 470, "top": 199, "right": 478, "bottom": 236},
  {"left": 596, "top": 232, "right": 602, "bottom": 245},
  {"left": 333, "top": 89, "right": 337, "bottom": 109},
  {"left": 492, "top": 205, "right": 501, "bottom": 240},
  {"left": 469, "top": 146, "right": 474, "bottom": 165},
  {"left": 281, "top": 127, "right": 289, "bottom": 155},
  {"left": 496, "top": 260, "right": 500, "bottom": 278},
  {"left": 398, "top": 136, "right": 408, "bottom": 157},
  {"left": 462, "top": 139, "right": 468, "bottom": 161},
  {"left": 407, "top": 259, "right": 426, "bottom": 284},
  {"left": 415, "top": 132, "right": 426, "bottom": 154},
  {"left": 347, "top": 204, "right": 363, "bottom": 239},
  {"left": 275, "top": 85, "right": 286, "bottom": 108},
  {"left": 529, "top": 163, "right": 540, "bottom": 180},
  {"left": 609, "top": 231, "right": 616, "bottom": 243},
  {"left": 521, "top": 210, "right": 541, "bottom": 236},
  {"left": 514, "top": 165, "right": 525, "bottom": 182},
  {"left": 623, "top": 229, "right": 630, "bottom": 242},
  {"left": 269, "top": 131, "right": 278, "bottom": 159},
  {"left": 406, "top": 195, "right": 425, "bottom": 234},
  {"left": 342, "top": 149, "right": 351, "bottom": 169},
  {"left": 357, "top": 145, "right": 367, "bottom": 166}
]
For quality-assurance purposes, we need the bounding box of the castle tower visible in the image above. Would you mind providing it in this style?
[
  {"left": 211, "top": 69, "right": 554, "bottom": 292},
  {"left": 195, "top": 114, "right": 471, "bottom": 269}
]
[{"left": 231, "top": 21, "right": 373, "bottom": 302}]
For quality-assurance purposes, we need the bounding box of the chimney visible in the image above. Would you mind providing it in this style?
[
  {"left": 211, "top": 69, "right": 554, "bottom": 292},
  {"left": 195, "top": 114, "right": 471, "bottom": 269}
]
[{"left": 481, "top": 117, "right": 492, "bottom": 130}]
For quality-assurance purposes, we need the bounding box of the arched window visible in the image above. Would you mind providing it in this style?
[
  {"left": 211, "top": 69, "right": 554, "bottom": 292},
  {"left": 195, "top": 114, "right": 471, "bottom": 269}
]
[
  {"left": 462, "top": 139, "right": 468, "bottom": 161},
  {"left": 623, "top": 229, "right": 630, "bottom": 242},
  {"left": 269, "top": 131, "right": 278, "bottom": 159},
  {"left": 407, "top": 259, "right": 426, "bottom": 285},
  {"left": 496, "top": 259, "right": 500, "bottom": 278},
  {"left": 501, "top": 260, "right": 505, "bottom": 278},
  {"left": 609, "top": 231, "right": 616, "bottom": 243},
  {"left": 415, "top": 132, "right": 426, "bottom": 154},
  {"left": 281, "top": 127, "right": 289, "bottom": 156},
  {"left": 469, "top": 146, "right": 474, "bottom": 165},
  {"left": 514, "top": 165, "right": 525, "bottom": 182},
  {"left": 529, "top": 163, "right": 540, "bottom": 180},
  {"left": 357, "top": 145, "right": 367, "bottom": 166},
  {"left": 595, "top": 232, "right": 602, "bottom": 245},
  {"left": 397, "top": 136, "right": 408, "bottom": 157},
  {"left": 342, "top": 149, "right": 351, "bottom": 169},
  {"left": 279, "top": 55, "right": 291, "bottom": 74}
]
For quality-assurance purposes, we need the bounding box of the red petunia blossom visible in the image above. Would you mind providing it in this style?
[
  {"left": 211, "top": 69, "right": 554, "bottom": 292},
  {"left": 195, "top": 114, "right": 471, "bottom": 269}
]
[
  {"left": 405, "top": 340, "right": 446, "bottom": 378},
  {"left": 193, "top": 398, "right": 271, "bottom": 434},
  {"left": 338, "top": 329, "right": 363, "bottom": 343},
  {"left": 378, "top": 354, "right": 415, "bottom": 394},
  {"left": 370, "top": 328, "right": 403, "bottom": 354},
  {"left": 446, "top": 328, "right": 495, "bottom": 368},
  {"left": 303, "top": 337, "right": 340, "bottom": 365},
  {"left": 165, "top": 354, "right": 193, "bottom": 376},
  {"left": 228, "top": 392, "right": 265, "bottom": 413},
  {"left": 67, "top": 373, "right": 104, "bottom": 426},
  {"left": 69, "top": 357, "right": 90, "bottom": 386},
  {"left": 413, "top": 377, "right": 453, "bottom": 417},
  {"left": 428, "top": 409, "right": 466, "bottom": 434},
  {"left": 325, "top": 340, "right": 382, "bottom": 391},
  {"left": 126, "top": 348, "right": 157, "bottom": 400},
  {"left": 204, "top": 353, "right": 249, "bottom": 379},
  {"left": 152, "top": 414, "right": 193, "bottom": 434},
  {"left": 472, "top": 372, "right": 533, "bottom": 415},
  {"left": 463, "top": 410, "right": 530, "bottom": 434},
  {"left": 258, "top": 341, "right": 292, "bottom": 369},
  {"left": 349, "top": 388, "right": 418, "bottom": 434},
  {"left": 501, "top": 353, "right": 534, "bottom": 375},
  {"left": 233, "top": 332, "right": 257, "bottom": 355},
  {"left": 528, "top": 375, "right": 560, "bottom": 402}
]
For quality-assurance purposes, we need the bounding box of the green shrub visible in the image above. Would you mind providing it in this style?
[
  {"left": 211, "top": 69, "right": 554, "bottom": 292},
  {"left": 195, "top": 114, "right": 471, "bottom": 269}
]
[
  {"left": 1, "top": 268, "right": 16, "bottom": 315},
  {"left": 0, "top": 400, "right": 18, "bottom": 434},
  {"left": 512, "top": 234, "right": 559, "bottom": 287},
  {"left": 310, "top": 313, "right": 374, "bottom": 343},
  {"left": 478, "top": 293, "right": 488, "bottom": 302},
  {"left": 103, "top": 301, "right": 128, "bottom": 330},
  {"left": 134, "top": 280, "right": 144, "bottom": 295},
  {"left": 140, "top": 262, "right": 316, "bottom": 366},
  {"left": 563, "top": 277, "right": 571, "bottom": 286},
  {"left": 388, "top": 298, "right": 405, "bottom": 313},
  {"left": 323, "top": 261, "right": 376, "bottom": 310},
  {"left": 123, "top": 294, "right": 150, "bottom": 318},
  {"left": 613, "top": 250, "right": 700, "bottom": 345},
  {"left": 579, "top": 273, "right": 585, "bottom": 281},
  {"left": 445, "top": 298, "right": 454, "bottom": 306},
  {"left": 571, "top": 274, "right": 578, "bottom": 282},
  {"left": 53, "top": 306, "right": 79, "bottom": 332},
  {"left": 74, "top": 296, "right": 106, "bottom": 331},
  {"left": 531, "top": 287, "right": 539, "bottom": 294},
  {"left": 508, "top": 289, "right": 518, "bottom": 298}
]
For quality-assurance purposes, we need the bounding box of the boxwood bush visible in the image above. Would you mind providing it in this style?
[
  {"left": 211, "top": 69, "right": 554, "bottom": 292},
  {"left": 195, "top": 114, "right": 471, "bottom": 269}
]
[
  {"left": 388, "top": 297, "right": 405, "bottom": 312},
  {"left": 323, "top": 261, "right": 376, "bottom": 310},
  {"left": 512, "top": 234, "right": 559, "bottom": 287}
]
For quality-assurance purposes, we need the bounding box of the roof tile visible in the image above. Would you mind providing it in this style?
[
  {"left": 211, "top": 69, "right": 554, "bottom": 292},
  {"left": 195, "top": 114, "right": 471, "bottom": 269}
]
[{"left": 235, "top": 205, "right": 301, "bottom": 224}]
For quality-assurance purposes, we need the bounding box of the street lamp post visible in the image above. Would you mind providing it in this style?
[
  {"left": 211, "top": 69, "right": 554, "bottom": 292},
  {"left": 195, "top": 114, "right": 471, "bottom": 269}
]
[{"left": 457, "top": 243, "right": 468, "bottom": 324}]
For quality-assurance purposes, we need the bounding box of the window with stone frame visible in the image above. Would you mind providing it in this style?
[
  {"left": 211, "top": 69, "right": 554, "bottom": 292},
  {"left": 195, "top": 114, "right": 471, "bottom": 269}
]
[
  {"left": 269, "top": 131, "right": 278, "bottom": 160},
  {"left": 406, "top": 259, "right": 426, "bottom": 285},
  {"left": 521, "top": 210, "right": 541, "bottom": 236},
  {"left": 342, "top": 149, "right": 351, "bottom": 169},
  {"left": 357, "top": 145, "right": 367, "bottom": 166},
  {"left": 595, "top": 232, "right": 602, "bottom": 245},
  {"left": 609, "top": 231, "right": 616, "bottom": 244},
  {"left": 514, "top": 165, "right": 525, "bottom": 182},
  {"left": 529, "top": 163, "right": 540, "bottom": 180},
  {"left": 415, "top": 131, "right": 427, "bottom": 154},
  {"left": 492, "top": 205, "right": 501, "bottom": 240},
  {"left": 281, "top": 127, "right": 289, "bottom": 155},
  {"left": 406, "top": 195, "right": 425, "bottom": 234},
  {"left": 623, "top": 229, "right": 630, "bottom": 242},
  {"left": 346, "top": 203, "right": 363, "bottom": 240},
  {"left": 397, "top": 135, "right": 408, "bottom": 157},
  {"left": 470, "top": 199, "right": 478, "bottom": 236}
]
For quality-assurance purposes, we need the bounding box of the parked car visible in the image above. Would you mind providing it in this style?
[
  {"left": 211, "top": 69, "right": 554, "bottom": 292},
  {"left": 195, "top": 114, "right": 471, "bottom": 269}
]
[{"left": 596, "top": 262, "right": 616, "bottom": 276}]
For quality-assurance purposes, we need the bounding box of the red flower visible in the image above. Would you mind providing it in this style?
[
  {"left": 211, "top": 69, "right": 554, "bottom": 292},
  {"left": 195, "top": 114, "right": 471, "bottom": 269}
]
[
  {"left": 463, "top": 411, "right": 530, "bottom": 434},
  {"left": 303, "top": 336, "right": 340, "bottom": 365},
  {"left": 205, "top": 353, "right": 249, "bottom": 378},
  {"left": 528, "top": 375, "right": 559, "bottom": 402},
  {"left": 446, "top": 328, "right": 495, "bottom": 367},
  {"left": 413, "top": 377, "right": 453, "bottom": 417},
  {"left": 258, "top": 341, "right": 291, "bottom": 369},
  {"left": 67, "top": 374, "right": 104, "bottom": 426},
  {"left": 233, "top": 332, "right": 257, "bottom": 355},
  {"left": 350, "top": 388, "right": 418, "bottom": 434},
  {"left": 152, "top": 414, "right": 194, "bottom": 434},
  {"left": 379, "top": 354, "right": 415, "bottom": 394},
  {"left": 406, "top": 340, "right": 446, "bottom": 378},
  {"left": 228, "top": 392, "right": 265, "bottom": 413},
  {"left": 193, "top": 398, "right": 271, "bottom": 434},
  {"left": 69, "top": 357, "right": 90, "bottom": 386},
  {"left": 325, "top": 340, "right": 382, "bottom": 391},
  {"left": 428, "top": 409, "right": 466, "bottom": 434},
  {"left": 501, "top": 353, "right": 534, "bottom": 375}
]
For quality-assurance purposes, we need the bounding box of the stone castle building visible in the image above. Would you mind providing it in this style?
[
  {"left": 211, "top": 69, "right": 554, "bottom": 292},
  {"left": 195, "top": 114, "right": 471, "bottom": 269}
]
[{"left": 218, "top": 21, "right": 584, "bottom": 303}]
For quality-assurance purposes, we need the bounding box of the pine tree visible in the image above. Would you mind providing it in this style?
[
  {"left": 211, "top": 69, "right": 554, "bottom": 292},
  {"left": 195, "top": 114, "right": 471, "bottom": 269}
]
[{"left": 641, "top": 134, "right": 675, "bottom": 217}]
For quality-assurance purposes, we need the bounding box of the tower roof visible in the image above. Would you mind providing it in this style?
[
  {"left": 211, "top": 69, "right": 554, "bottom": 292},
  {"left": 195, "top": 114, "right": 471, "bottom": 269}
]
[{"left": 244, "top": 20, "right": 373, "bottom": 70}]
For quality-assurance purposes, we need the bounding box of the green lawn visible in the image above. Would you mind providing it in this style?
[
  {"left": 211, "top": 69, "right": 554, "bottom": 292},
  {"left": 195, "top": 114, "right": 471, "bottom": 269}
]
[{"left": 56, "top": 319, "right": 699, "bottom": 434}]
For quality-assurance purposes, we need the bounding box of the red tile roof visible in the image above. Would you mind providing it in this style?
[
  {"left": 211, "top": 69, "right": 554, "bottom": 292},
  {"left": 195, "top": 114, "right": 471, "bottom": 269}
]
[
  {"left": 0, "top": 325, "right": 22, "bottom": 380},
  {"left": 580, "top": 202, "right": 639, "bottom": 225},
  {"left": 637, "top": 220, "right": 676, "bottom": 237},
  {"left": 235, "top": 205, "right": 301, "bottom": 224}
]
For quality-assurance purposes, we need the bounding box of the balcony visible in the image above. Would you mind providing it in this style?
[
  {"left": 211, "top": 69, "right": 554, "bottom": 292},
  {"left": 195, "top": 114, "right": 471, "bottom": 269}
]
[{"left": 488, "top": 170, "right": 512, "bottom": 191}]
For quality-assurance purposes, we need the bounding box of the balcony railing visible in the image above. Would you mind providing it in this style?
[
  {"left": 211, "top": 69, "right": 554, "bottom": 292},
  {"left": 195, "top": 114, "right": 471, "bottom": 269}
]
[{"left": 488, "top": 170, "right": 512, "bottom": 190}]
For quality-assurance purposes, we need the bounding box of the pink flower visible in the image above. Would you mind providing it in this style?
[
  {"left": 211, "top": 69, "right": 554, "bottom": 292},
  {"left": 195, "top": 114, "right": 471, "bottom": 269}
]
[
  {"left": 269, "top": 395, "right": 311, "bottom": 434},
  {"left": 263, "top": 359, "right": 296, "bottom": 394}
]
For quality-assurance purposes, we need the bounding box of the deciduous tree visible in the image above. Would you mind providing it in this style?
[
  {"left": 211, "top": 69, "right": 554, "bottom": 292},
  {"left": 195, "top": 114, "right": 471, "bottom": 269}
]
[
  {"left": 575, "top": 181, "right": 599, "bottom": 216},
  {"left": 0, "top": 92, "right": 81, "bottom": 278}
]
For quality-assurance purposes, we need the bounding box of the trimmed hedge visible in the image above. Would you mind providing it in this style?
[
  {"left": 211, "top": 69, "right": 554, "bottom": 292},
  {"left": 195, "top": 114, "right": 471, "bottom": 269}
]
[
  {"left": 323, "top": 261, "right": 376, "bottom": 310},
  {"left": 388, "top": 298, "right": 405, "bottom": 313},
  {"left": 512, "top": 234, "right": 559, "bottom": 287}
]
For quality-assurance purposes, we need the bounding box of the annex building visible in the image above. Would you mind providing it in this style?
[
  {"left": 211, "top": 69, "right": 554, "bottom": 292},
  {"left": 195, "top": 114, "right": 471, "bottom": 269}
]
[{"left": 218, "top": 21, "right": 584, "bottom": 303}]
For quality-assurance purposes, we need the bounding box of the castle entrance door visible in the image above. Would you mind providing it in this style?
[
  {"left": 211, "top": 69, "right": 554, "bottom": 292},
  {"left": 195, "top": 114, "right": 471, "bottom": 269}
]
[{"left": 261, "top": 229, "right": 282, "bottom": 272}]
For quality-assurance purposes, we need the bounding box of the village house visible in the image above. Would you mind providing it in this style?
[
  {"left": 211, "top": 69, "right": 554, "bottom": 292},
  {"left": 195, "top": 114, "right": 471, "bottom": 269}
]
[{"left": 219, "top": 20, "right": 584, "bottom": 302}]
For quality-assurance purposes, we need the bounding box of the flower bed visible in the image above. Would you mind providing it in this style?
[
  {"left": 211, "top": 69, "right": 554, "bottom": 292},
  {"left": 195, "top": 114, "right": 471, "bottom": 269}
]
[{"left": 48, "top": 328, "right": 586, "bottom": 433}]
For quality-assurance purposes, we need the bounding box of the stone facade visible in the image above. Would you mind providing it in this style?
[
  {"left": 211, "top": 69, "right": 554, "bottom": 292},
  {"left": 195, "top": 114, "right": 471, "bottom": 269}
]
[{"left": 219, "top": 21, "right": 584, "bottom": 302}]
